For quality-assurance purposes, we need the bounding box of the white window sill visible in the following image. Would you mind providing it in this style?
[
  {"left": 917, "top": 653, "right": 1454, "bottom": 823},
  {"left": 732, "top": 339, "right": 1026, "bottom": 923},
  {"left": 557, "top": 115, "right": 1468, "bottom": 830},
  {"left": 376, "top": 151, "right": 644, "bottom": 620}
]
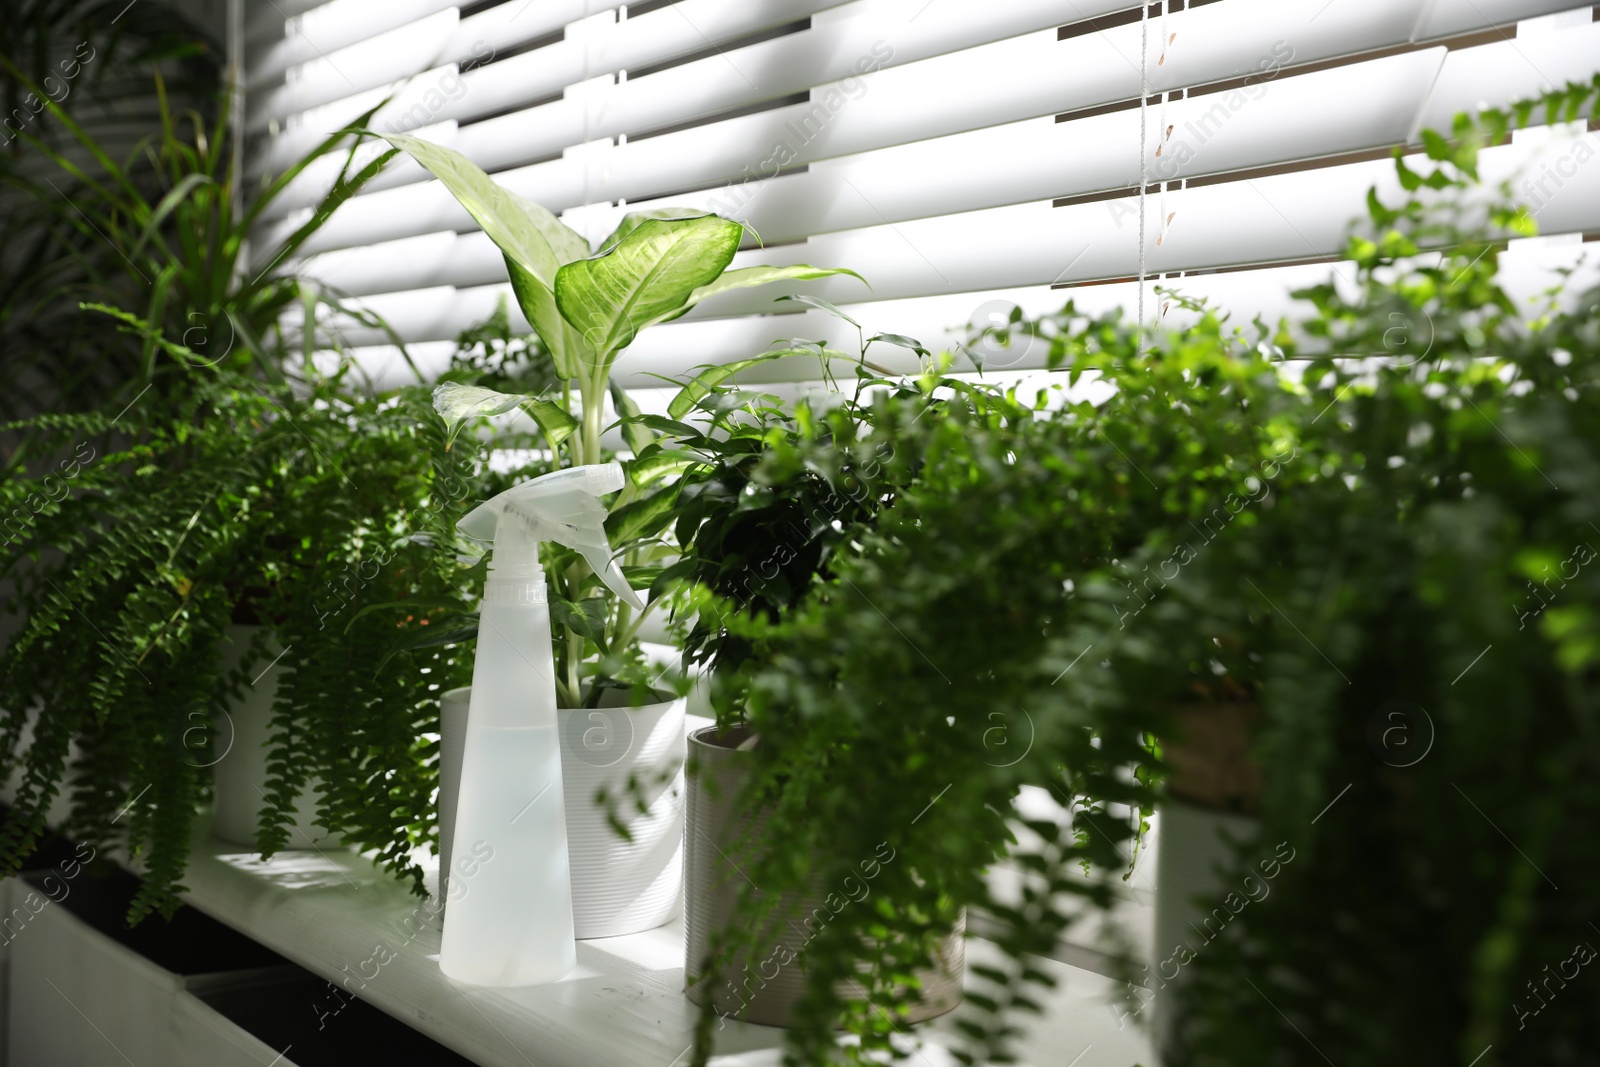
[{"left": 167, "top": 812, "right": 1153, "bottom": 1067}]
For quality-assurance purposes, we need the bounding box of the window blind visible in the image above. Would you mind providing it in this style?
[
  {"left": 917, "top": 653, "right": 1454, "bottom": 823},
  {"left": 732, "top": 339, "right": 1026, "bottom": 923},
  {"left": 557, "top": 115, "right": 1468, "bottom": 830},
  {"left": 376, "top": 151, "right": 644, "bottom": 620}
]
[{"left": 240, "top": 0, "right": 1600, "bottom": 392}]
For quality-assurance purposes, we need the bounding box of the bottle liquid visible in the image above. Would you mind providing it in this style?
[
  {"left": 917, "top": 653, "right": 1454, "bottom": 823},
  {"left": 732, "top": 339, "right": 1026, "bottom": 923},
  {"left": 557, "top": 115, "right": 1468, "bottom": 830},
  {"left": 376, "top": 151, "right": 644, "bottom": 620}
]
[{"left": 440, "top": 462, "right": 644, "bottom": 986}]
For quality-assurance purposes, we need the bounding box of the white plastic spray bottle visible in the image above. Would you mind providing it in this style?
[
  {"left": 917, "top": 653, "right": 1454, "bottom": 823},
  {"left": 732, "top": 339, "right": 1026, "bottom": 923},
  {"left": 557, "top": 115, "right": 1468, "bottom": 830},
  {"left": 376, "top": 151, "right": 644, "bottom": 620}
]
[{"left": 440, "top": 462, "right": 644, "bottom": 986}]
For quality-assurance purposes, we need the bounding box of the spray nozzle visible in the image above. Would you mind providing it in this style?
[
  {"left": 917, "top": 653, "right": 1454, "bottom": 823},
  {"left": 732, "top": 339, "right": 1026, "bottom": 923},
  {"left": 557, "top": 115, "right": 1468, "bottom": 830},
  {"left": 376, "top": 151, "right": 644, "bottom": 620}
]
[{"left": 458, "top": 462, "right": 644, "bottom": 610}]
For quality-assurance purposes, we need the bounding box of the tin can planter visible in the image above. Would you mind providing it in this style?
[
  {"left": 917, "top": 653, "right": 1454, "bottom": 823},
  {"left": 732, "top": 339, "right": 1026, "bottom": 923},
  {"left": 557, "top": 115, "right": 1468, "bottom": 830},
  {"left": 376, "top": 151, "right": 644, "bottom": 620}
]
[
  {"left": 683, "top": 725, "right": 964, "bottom": 1028},
  {"left": 210, "top": 626, "right": 341, "bottom": 850}
]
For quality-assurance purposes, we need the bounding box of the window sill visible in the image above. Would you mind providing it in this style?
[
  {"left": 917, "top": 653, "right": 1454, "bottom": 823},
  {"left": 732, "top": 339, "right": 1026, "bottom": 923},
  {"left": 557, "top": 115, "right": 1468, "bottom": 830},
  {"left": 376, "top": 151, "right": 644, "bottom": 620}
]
[{"left": 170, "top": 813, "right": 1153, "bottom": 1066}]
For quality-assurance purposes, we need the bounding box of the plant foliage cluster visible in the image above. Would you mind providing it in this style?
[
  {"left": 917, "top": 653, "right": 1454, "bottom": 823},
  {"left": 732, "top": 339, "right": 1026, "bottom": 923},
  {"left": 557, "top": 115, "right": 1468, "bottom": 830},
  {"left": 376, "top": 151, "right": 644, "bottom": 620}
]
[
  {"left": 0, "top": 364, "right": 502, "bottom": 920},
  {"left": 676, "top": 80, "right": 1600, "bottom": 1066},
  {"left": 0, "top": 0, "right": 221, "bottom": 428}
]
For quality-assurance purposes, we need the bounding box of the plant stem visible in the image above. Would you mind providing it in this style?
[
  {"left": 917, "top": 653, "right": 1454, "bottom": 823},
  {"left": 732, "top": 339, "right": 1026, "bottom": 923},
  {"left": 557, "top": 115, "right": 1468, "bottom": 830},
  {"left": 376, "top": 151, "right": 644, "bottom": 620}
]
[{"left": 580, "top": 368, "right": 606, "bottom": 467}]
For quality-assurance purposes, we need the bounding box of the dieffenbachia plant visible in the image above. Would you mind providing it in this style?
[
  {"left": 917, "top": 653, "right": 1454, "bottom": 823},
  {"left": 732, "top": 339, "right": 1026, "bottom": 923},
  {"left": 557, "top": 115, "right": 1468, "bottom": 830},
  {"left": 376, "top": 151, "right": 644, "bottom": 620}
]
[{"left": 382, "top": 133, "right": 863, "bottom": 705}]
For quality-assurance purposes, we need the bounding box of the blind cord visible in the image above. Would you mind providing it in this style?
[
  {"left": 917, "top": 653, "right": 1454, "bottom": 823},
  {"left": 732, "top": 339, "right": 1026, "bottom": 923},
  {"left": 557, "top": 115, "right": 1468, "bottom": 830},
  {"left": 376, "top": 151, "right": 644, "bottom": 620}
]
[{"left": 1137, "top": 2, "right": 1150, "bottom": 347}]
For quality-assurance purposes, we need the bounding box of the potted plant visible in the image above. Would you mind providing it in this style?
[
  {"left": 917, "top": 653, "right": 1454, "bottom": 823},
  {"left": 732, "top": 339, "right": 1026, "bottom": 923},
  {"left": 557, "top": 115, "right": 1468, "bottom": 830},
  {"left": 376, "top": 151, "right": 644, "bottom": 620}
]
[
  {"left": 1125, "top": 82, "right": 1600, "bottom": 1065},
  {"left": 0, "top": 76, "right": 444, "bottom": 920},
  {"left": 378, "top": 131, "right": 863, "bottom": 937},
  {"left": 683, "top": 79, "right": 1600, "bottom": 1066},
  {"left": 669, "top": 298, "right": 1322, "bottom": 1062},
  {"left": 647, "top": 353, "right": 987, "bottom": 1029}
]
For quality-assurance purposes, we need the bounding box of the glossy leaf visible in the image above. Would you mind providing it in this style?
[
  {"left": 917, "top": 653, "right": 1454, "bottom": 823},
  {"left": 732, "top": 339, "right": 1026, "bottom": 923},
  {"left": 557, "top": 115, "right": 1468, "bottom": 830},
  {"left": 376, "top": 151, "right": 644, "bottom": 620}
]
[
  {"left": 382, "top": 134, "right": 588, "bottom": 280},
  {"left": 431, "top": 382, "right": 524, "bottom": 443},
  {"left": 597, "top": 208, "right": 707, "bottom": 255},
  {"left": 606, "top": 485, "right": 681, "bottom": 546},
  {"left": 523, "top": 397, "right": 579, "bottom": 447},
  {"left": 554, "top": 215, "right": 742, "bottom": 362},
  {"left": 675, "top": 264, "right": 867, "bottom": 318},
  {"left": 628, "top": 448, "right": 706, "bottom": 485}
]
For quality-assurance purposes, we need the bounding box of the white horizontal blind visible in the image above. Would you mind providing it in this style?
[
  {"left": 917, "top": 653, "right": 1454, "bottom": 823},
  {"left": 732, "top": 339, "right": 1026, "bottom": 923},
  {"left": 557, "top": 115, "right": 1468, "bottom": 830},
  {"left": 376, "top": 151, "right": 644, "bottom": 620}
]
[{"left": 241, "top": 0, "right": 1600, "bottom": 390}]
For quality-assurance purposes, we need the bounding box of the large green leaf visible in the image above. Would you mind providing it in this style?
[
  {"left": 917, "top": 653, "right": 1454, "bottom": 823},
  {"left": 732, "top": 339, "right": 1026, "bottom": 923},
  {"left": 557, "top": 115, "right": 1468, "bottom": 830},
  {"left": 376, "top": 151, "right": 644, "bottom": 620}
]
[
  {"left": 432, "top": 382, "right": 575, "bottom": 447},
  {"left": 550, "top": 597, "right": 609, "bottom": 654},
  {"left": 597, "top": 208, "right": 708, "bottom": 255},
  {"left": 384, "top": 134, "right": 591, "bottom": 377},
  {"left": 554, "top": 215, "right": 742, "bottom": 363},
  {"left": 628, "top": 449, "right": 707, "bottom": 486},
  {"left": 523, "top": 398, "right": 579, "bottom": 447},
  {"left": 506, "top": 254, "right": 589, "bottom": 379},
  {"left": 382, "top": 134, "right": 588, "bottom": 280},
  {"left": 675, "top": 264, "right": 867, "bottom": 318},
  {"left": 606, "top": 485, "right": 681, "bottom": 546}
]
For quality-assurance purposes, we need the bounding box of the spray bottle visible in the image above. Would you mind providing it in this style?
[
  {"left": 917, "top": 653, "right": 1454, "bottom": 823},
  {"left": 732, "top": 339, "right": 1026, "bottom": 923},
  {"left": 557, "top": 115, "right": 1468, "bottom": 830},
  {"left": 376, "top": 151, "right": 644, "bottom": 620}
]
[{"left": 440, "top": 462, "right": 644, "bottom": 986}]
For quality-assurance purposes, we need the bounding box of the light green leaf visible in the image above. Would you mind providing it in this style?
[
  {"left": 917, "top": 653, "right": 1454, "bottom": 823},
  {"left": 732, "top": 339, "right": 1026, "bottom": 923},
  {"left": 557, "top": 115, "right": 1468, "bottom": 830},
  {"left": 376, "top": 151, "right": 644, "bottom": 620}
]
[
  {"left": 606, "top": 485, "right": 680, "bottom": 545},
  {"left": 385, "top": 134, "right": 592, "bottom": 377},
  {"left": 666, "top": 348, "right": 850, "bottom": 419},
  {"left": 382, "top": 134, "right": 588, "bottom": 281},
  {"left": 678, "top": 265, "right": 867, "bottom": 317},
  {"left": 608, "top": 380, "right": 654, "bottom": 455},
  {"left": 432, "top": 382, "right": 525, "bottom": 443},
  {"left": 628, "top": 449, "right": 706, "bottom": 486},
  {"left": 506, "top": 254, "right": 589, "bottom": 380},
  {"left": 523, "top": 397, "right": 579, "bottom": 447},
  {"left": 597, "top": 208, "right": 709, "bottom": 255},
  {"left": 555, "top": 215, "right": 743, "bottom": 363}
]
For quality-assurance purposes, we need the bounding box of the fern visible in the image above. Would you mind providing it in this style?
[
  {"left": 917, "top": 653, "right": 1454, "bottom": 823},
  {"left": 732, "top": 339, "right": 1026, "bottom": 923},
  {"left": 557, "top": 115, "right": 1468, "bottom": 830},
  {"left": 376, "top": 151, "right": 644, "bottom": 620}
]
[{"left": 0, "top": 364, "right": 505, "bottom": 919}]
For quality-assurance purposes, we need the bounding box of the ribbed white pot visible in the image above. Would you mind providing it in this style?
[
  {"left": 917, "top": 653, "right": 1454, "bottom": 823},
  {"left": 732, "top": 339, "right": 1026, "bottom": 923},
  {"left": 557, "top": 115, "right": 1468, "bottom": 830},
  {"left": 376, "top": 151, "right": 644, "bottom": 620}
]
[
  {"left": 558, "top": 694, "right": 686, "bottom": 938},
  {"left": 437, "top": 687, "right": 686, "bottom": 939},
  {"left": 210, "top": 625, "right": 340, "bottom": 850}
]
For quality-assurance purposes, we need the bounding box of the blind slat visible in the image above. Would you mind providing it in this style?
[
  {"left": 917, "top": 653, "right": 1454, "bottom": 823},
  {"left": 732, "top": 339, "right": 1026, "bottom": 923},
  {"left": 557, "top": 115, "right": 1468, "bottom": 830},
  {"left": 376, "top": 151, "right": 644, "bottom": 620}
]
[
  {"left": 327, "top": 238, "right": 1600, "bottom": 393},
  {"left": 306, "top": 133, "right": 1600, "bottom": 346},
  {"left": 1410, "top": 19, "right": 1600, "bottom": 139},
  {"left": 264, "top": 0, "right": 1574, "bottom": 254},
  {"left": 294, "top": 47, "right": 1454, "bottom": 295},
  {"left": 241, "top": 1, "right": 1600, "bottom": 394},
  {"left": 246, "top": 0, "right": 458, "bottom": 90},
  {"left": 1413, "top": 0, "right": 1590, "bottom": 39},
  {"left": 247, "top": 9, "right": 460, "bottom": 133}
]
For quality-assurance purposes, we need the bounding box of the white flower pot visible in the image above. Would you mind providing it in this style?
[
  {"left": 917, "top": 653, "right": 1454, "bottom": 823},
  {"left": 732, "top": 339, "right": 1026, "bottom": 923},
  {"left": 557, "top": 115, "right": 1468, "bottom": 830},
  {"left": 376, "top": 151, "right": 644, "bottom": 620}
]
[
  {"left": 435, "top": 686, "right": 472, "bottom": 904},
  {"left": 683, "top": 725, "right": 964, "bottom": 1027},
  {"left": 1151, "top": 797, "right": 1260, "bottom": 1058},
  {"left": 437, "top": 687, "right": 686, "bottom": 939},
  {"left": 1150, "top": 700, "right": 1262, "bottom": 1061},
  {"left": 558, "top": 693, "right": 686, "bottom": 938},
  {"left": 210, "top": 625, "right": 340, "bottom": 850}
]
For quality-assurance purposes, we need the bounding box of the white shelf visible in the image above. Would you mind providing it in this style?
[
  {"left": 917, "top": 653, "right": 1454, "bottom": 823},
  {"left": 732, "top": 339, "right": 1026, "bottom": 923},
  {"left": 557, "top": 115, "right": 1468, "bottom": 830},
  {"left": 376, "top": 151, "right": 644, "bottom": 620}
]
[{"left": 173, "top": 813, "right": 1154, "bottom": 1067}]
